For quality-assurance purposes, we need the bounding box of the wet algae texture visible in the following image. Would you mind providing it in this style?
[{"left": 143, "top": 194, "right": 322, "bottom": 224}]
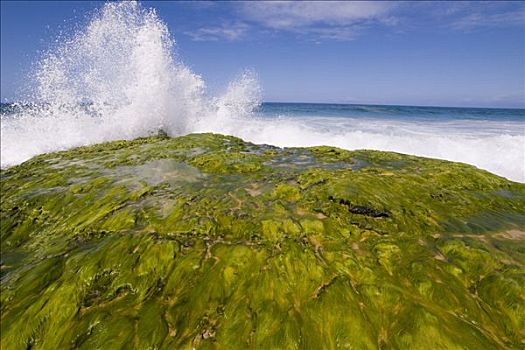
[{"left": 1, "top": 133, "right": 525, "bottom": 349}]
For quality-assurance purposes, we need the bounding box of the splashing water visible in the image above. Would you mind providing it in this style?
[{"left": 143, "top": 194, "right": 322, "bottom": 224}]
[
  {"left": 1, "top": 1, "right": 524, "bottom": 182},
  {"left": 1, "top": 1, "right": 261, "bottom": 167}
]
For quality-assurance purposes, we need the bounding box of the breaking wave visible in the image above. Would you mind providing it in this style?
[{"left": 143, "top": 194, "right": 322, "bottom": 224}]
[{"left": 1, "top": 1, "right": 260, "bottom": 167}]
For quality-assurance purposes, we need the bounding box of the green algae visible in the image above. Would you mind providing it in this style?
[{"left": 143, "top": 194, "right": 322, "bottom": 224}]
[{"left": 1, "top": 133, "right": 524, "bottom": 349}]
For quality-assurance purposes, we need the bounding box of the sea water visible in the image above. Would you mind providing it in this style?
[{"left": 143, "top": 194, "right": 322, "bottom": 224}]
[
  {"left": 1, "top": 1, "right": 524, "bottom": 182},
  {"left": 245, "top": 103, "right": 525, "bottom": 182}
]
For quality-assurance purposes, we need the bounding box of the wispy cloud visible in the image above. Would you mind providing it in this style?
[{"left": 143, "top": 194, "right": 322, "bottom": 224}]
[
  {"left": 306, "top": 26, "right": 359, "bottom": 41},
  {"left": 184, "top": 1, "right": 524, "bottom": 42},
  {"left": 410, "top": 1, "right": 525, "bottom": 31},
  {"left": 238, "top": 1, "right": 398, "bottom": 41},
  {"left": 449, "top": 9, "right": 525, "bottom": 30},
  {"left": 185, "top": 23, "right": 248, "bottom": 41},
  {"left": 241, "top": 1, "right": 396, "bottom": 29}
]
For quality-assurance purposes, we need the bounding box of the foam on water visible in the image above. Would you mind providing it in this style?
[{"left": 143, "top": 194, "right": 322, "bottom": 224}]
[
  {"left": 197, "top": 115, "right": 524, "bottom": 182},
  {"left": 1, "top": 1, "right": 524, "bottom": 183}
]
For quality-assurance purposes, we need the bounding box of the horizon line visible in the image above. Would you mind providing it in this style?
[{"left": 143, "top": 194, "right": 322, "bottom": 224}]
[
  {"left": 262, "top": 101, "right": 525, "bottom": 110},
  {"left": 1, "top": 100, "right": 524, "bottom": 111}
]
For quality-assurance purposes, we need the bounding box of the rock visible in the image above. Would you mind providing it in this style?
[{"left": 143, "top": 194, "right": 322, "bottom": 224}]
[{"left": 1, "top": 133, "right": 524, "bottom": 349}]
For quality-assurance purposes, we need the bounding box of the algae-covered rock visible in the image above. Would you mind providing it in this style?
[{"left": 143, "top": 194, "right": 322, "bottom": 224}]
[{"left": 1, "top": 133, "right": 524, "bottom": 349}]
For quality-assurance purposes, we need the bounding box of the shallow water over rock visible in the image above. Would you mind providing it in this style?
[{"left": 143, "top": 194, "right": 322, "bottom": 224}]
[{"left": 112, "top": 159, "right": 205, "bottom": 187}]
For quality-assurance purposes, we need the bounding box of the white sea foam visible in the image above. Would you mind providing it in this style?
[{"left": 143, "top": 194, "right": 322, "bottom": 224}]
[
  {"left": 197, "top": 116, "right": 524, "bottom": 182},
  {"left": 1, "top": 1, "right": 524, "bottom": 183}
]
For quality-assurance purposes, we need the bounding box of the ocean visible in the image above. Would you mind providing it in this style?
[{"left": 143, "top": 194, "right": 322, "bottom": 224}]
[
  {"left": 2, "top": 101, "right": 524, "bottom": 182},
  {"left": 219, "top": 102, "right": 525, "bottom": 183},
  {"left": 1, "top": 2, "right": 524, "bottom": 182}
]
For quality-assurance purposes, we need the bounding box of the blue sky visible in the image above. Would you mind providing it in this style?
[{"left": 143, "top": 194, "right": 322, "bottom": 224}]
[{"left": 1, "top": 1, "right": 524, "bottom": 108}]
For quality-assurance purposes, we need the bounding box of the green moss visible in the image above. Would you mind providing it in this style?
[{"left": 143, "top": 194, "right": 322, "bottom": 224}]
[
  {"left": 1, "top": 133, "right": 524, "bottom": 349},
  {"left": 272, "top": 183, "right": 301, "bottom": 202}
]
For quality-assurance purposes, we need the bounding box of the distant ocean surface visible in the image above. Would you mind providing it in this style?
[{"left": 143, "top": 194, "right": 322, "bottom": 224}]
[
  {"left": 259, "top": 102, "right": 525, "bottom": 122},
  {"left": 2, "top": 102, "right": 524, "bottom": 182}
]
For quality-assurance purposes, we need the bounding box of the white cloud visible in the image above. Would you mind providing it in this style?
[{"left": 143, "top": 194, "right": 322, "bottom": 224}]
[
  {"left": 185, "top": 2, "right": 525, "bottom": 42},
  {"left": 241, "top": 1, "right": 396, "bottom": 29},
  {"left": 306, "top": 26, "right": 359, "bottom": 41},
  {"left": 185, "top": 23, "right": 248, "bottom": 41},
  {"left": 236, "top": 1, "right": 397, "bottom": 41},
  {"left": 450, "top": 9, "right": 525, "bottom": 30}
]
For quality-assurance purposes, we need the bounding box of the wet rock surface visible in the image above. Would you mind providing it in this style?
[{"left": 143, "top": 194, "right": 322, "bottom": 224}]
[{"left": 1, "top": 133, "right": 524, "bottom": 349}]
